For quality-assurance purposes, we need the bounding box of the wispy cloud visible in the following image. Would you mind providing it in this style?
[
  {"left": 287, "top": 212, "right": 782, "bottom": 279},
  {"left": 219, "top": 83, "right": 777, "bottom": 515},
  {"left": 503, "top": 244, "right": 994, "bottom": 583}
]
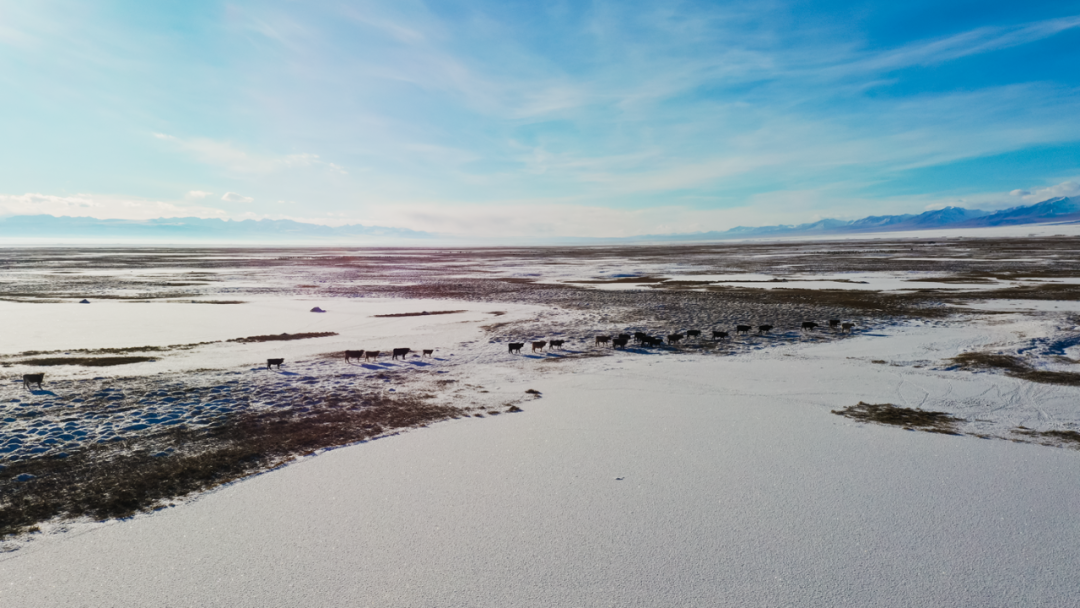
[
  {"left": 1010, "top": 180, "right": 1080, "bottom": 204},
  {"left": 2, "top": 2, "right": 1078, "bottom": 236},
  {"left": 221, "top": 192, "right": 254, "bottom": 203},
  {"left": 153, "top": 133, "right": 347, "bottom": 175},
  {"left": 0, "top": 193, "right": 227, "bottom": 220}
]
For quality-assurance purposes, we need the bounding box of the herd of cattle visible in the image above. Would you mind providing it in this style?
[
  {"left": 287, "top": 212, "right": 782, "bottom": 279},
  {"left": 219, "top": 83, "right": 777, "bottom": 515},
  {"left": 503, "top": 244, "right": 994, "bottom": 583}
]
[
  {"left": 509, "top": 320, "right": 856, "bottom": 353},
  {"left": 18, "top": 321, "right": 857, "bottom": 390}
]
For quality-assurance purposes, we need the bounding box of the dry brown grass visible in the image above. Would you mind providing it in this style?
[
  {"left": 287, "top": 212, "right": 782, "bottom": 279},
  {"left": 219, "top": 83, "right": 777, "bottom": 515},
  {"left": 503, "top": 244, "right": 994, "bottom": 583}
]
[
  {"left": 1012, "top": 427, "right": 1080, "bottom": 449},
  {"left": 373, "top": 310, "right": 466, "bottom": 318},
  {"left": 16, "top": 356, "right": 158, "bottom": 367},
  {"left": 832, "top": 401, "right": 963, "bottom": 435},
  {"left": 567, "top": 276, "right": 668, "bottom": 284},
  {"left": 12, "top": 341, "right": 218, "bottom": 358},
  {"left": 227, "top": 332, "right": 338, "bottom": 343},
  {"left": 0, "top": 394, "right": 462, "bottom": 538},
  {"left": 950, "top": 352, "right": 1080, "bottom": 386}
]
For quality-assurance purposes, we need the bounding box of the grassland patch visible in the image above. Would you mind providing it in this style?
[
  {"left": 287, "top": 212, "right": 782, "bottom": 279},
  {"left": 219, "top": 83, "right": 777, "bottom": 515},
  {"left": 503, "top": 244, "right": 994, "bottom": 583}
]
[
  {"left": 1013, "top": 428, "right": 1080, "bottom": 448},
  {"left": 16, "top": 356, "right": 158, "bottom": 367},
  {"left": 0, "top": 394, "right": 462, "bottom": 538},
  {"left": 832, "top": 401, "right": 963, "bottom": 435},
  {"left": 373, "top": 310, "right": 466, "bottom": 318},
  {"left": 949, "top": 352, "right": 1080, "bottom": 386},
  {"left": 228, "top": 332, "right": 338, "bottom": 343}
]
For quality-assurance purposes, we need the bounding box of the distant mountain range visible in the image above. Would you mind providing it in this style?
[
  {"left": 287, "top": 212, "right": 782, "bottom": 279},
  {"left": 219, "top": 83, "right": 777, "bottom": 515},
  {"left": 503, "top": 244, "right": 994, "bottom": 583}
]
[
  {"left": 638, "top": 196, "right": 1080, "bottom": 241},
  {"left": 0, "top": 215, "right": 433, "bottom": 241},
  {"left": 0, "top": 196, "right": 1077, "bottom": 243}
]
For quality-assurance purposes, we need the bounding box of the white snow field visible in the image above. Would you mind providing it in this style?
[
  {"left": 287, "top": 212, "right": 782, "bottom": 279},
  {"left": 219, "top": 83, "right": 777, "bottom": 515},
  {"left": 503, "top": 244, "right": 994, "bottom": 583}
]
[
  {"left": 2, "top": 322, "right": 1079, "bottom": 607},
  {"left": 2, "top": 241, "right": 1080, "bottom": 607}
]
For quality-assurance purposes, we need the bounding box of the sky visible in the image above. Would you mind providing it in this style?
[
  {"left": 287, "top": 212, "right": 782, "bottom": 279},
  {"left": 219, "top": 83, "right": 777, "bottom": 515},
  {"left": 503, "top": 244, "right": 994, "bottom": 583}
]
[{"left": 1, "top": 0, "right": 1079, "bottom": 238}]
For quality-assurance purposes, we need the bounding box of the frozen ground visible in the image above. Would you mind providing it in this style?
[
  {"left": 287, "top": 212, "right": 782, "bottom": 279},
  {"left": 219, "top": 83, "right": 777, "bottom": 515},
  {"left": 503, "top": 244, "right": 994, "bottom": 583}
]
[
  {"left": 2, "top": 331, "right": 1079, "bottom": 607},
  {"left": 1, "top": 238, "right": 1079, "bottom": 606}
]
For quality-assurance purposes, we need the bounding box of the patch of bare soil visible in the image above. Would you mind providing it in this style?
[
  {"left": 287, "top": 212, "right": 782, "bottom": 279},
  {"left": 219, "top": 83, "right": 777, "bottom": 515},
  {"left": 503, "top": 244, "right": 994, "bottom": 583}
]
[
  {"left": 905, "top": 276, "right": 997, "bottom": 284},
  {"left": 0, "top": 394, "right": 462, "bottom": 538},
  {"left": 9, "top": 341, "right": 218, "bottom": 358},
  {"left": 16, "top": 356, "right": 158, "bottom": 367},
  {"left": 1012, "top": 427, "right": 1080, "bottom": 449},
  {"left": 228, "top": 332, "right": 338, "bottom": 344},
  {"left": 832, "top": 401, "right": 963, "bottom": 435},
  {"left": 950, "top": 352, "right": 1080, "bottom": 386},
  {"left": 373, "top": 310, "right": 466, "bottom": 318},
  {"left": 566, "top": 276, "right": 668, "bottom": 284}
]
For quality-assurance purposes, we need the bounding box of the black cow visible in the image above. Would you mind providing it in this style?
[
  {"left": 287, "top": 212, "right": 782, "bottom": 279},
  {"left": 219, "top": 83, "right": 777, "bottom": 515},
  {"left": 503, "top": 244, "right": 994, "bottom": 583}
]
[
  {"left": 712, "top": 330, "right": 729, "bottom": 340},
  {"left": 267, "top": 358, "right": 284, "bottom": 370},
  {"left": 841, "top": 322, "right": 855, "bottom": 333},
  {"left": 392, "top": 348, "right": 411, "bottom": 360},
  {"left": 549, "top": 339, "right": 565, "bottom": 350},
  {"left": 686, "top": 330, "right": 701, "bottom": 338},
  {"left": 422, "top": 349, "right": 434, "bottom": 357},
  {"left": 828, "top": 319, "right": 841, "bottom": 329},
  {"left": 757, "top": 324, "right": 773, "bottom": 334},
  {"left": 508, "top": 343, "right": 525, "bottom": 354},
  {"left": 634, "top": 332, "right": 649, "bottom": 344},
  {"left": 801, "top": 322, "right": 818, "bottom": 331},
  {"left": 667, "top": 333, "right": 684, "bottom": 345},
  {"left": 344, "top": 350, "right": 364, "bottom": 362},
  {"left": 736, "top": 325, "right": 752, "bottom": 335},
  {"left": 365, "top": 351, "right": 381, "bottom": 361},
  {"left": 612, "top": 337, "right": 629, "bottom": 348},
  {"left": 23, "top": 373, "right": 44, "bottom": 390}
]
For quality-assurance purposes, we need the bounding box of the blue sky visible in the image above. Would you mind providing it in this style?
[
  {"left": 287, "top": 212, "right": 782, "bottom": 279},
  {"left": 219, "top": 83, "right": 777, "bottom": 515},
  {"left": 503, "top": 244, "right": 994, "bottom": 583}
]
[{"left": 1, "top": 0, "right": 1079, "bottom": 237}]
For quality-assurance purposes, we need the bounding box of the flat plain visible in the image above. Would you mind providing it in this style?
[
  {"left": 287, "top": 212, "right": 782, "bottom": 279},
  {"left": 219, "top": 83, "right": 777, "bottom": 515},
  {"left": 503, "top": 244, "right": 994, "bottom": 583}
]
[{"left": 2, "top": 237, "right": 1080, "bottom": 606}]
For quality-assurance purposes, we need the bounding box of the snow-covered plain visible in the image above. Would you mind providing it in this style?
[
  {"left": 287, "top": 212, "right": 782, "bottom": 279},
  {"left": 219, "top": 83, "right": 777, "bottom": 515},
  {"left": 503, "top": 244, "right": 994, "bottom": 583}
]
[{"left": 1, "top": 240, "right": 1079, "bottom": 606}]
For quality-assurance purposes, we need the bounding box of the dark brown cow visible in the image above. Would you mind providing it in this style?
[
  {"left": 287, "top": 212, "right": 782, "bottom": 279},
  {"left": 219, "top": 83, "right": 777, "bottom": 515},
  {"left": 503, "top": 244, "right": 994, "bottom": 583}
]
[
  {"left": 509, "top": 343, "right": 525, "bottom": 354},
  {"left": 365, "top": 351, "right": 381, "bottom": 361},
  {"left": 841, "top": 322, "right": 855, "bottom": 333},
  {"left": 344, "top": 350, "right": 364, "bottom": 362},
  {"left": 667, "top": 333, "right": 684, "bottom": 345},
  {"left": 549, "top": 340, "right": 565, "bottom": 350},
  {"left": 531, "top": 341, "right": 547, "bottom": 352},
  {"left": 23, "top": 373, "right": 44, "bottom": 390},
  {"left": 642, "top": 336, "right": 662, "bottom": 347},
  {"left": 828, "top": 319, "right": 841, "bottom": 329},
  {"left": 736, "top": 325, "right": 752, "bottom": 335},
  {"left": 266, "top": 358, "right": 284, "bottom": 370},
  {"left": 595, "top": 335, "right": 611, "bottom": 346},
  {"left": 392, "top": 348, "right": 411, "bottom": 360},
  {"left": 757, "top": 324, "right": 773, "bottom": 334},
  {"left": 612, "top": 337, "right": 629, "bottom": 348},
  {"left": 712, "top": 330, "right": 729, "bottom": 339},
  {"left": 801, "top": 322, "right": 818, "bottom": 331},
  {"left": 422, "top": 349, "right": 434, "bottom": 357}
]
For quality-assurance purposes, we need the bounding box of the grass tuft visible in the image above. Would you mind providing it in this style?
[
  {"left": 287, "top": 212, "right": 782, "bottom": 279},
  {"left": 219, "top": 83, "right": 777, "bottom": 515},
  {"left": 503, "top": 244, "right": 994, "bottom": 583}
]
[
  {"left": 373, "top": 310, "right": 466, "bottom": 318},
  {"left": 228, "top": 332, "right": 337, "bottom": 343},
  {"left": 1013, "top": 428, "right": 1080, "bottom": 448},
  {"left": 832, "top": 401, "right": 963, "bottom": 435}
]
